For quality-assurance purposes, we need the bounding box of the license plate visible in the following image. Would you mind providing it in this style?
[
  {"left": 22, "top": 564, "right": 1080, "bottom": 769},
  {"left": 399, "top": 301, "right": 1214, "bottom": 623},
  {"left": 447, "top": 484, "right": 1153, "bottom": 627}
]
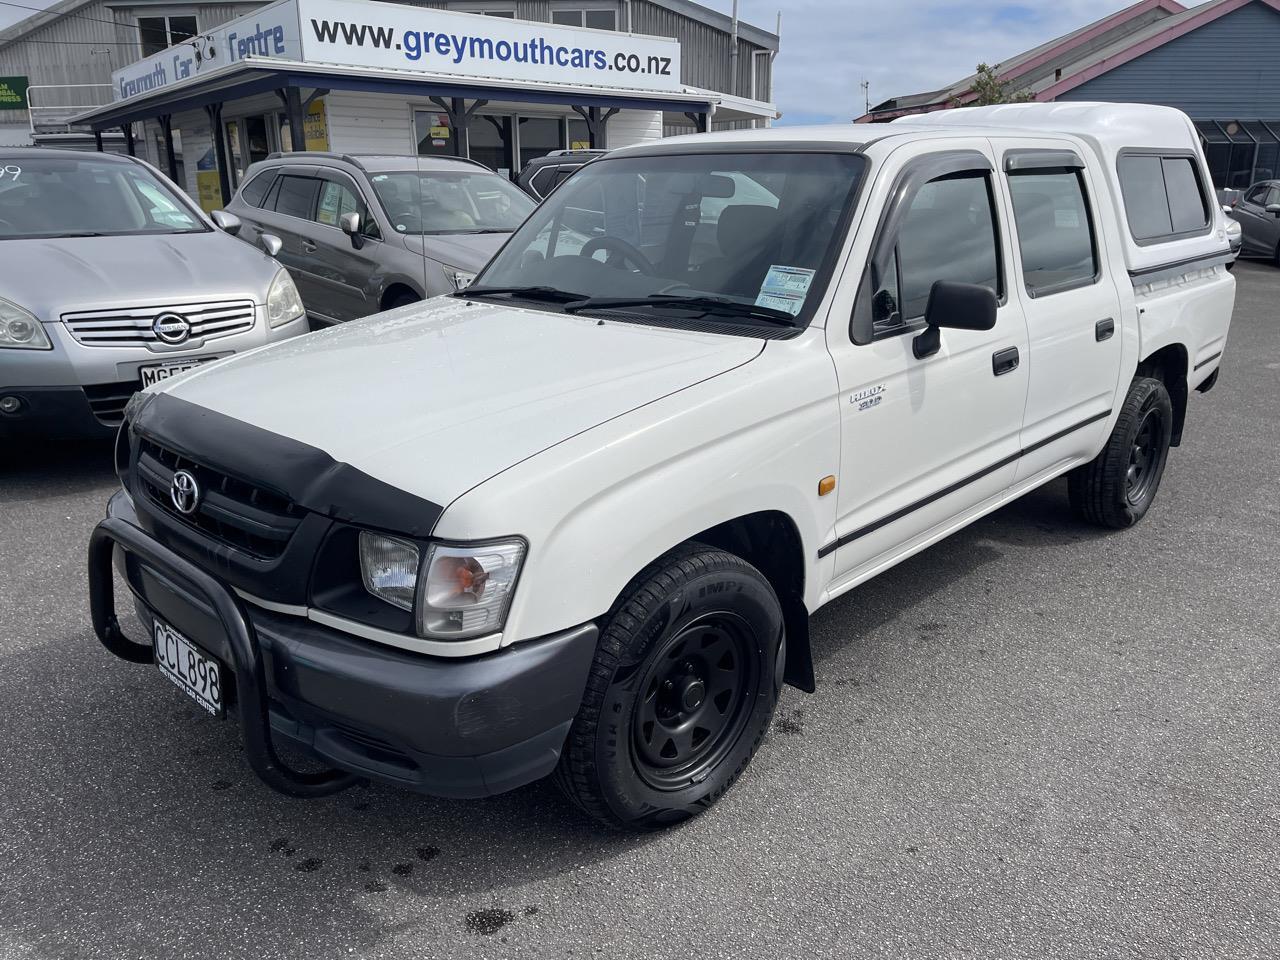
[
  {"left": 153, "top": 618, "right": 225, "bottom": 718},
  {"left": 139, "top": 357, "right": 215, "bottom": 388}
]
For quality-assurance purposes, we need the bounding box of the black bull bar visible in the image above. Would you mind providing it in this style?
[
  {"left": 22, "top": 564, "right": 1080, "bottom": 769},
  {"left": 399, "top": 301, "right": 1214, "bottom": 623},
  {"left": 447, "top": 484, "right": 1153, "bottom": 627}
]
[{"left": 88, "top": 516, "right": 359, "bottom": 798}]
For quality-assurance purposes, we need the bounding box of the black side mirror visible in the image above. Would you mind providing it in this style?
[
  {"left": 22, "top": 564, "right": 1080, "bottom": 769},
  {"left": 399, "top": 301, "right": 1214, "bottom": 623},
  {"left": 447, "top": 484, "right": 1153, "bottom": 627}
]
[
  {"left": 1266, "top": 203, "right": 1280, "bottom": 217},
  {"left": 913, "top": 280, "right": 998, "bottom": 360}
]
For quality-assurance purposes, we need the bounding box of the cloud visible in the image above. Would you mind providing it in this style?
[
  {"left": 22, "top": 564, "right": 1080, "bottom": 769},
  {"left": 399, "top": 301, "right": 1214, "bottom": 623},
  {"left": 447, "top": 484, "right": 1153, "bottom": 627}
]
[{"left": 704, "top": 0, "right": 1136, "bottom": 122}]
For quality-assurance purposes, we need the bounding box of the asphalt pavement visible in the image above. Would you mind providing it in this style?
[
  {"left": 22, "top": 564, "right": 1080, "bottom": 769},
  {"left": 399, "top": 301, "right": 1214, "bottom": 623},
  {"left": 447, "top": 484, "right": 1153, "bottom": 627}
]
[{"left": 2, "top": 262, "right": 1278, "bottom": 960}]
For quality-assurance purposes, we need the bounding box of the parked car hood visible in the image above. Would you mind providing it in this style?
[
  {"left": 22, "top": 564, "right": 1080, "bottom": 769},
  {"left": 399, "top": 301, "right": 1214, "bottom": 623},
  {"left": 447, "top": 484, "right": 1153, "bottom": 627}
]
[
  {"left": 401, "top": 231, "right": 510, "bottom": 271},
  {"left": 159, "top": 296, "right": 763, "bottom": 506},
  {"left": 4, "top": 231, "right": 282, "bottom": 322}
]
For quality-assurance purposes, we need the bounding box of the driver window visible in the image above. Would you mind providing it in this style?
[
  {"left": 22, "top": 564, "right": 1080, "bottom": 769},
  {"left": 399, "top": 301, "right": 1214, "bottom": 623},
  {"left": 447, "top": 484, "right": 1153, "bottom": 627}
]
[{"left": 871, "top": 171, "right": 1001, "bottom": 336}]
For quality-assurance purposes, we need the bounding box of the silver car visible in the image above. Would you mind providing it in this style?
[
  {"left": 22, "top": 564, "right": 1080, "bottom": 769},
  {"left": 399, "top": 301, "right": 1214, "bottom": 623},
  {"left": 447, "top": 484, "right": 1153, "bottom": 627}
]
[
  {"left": 223, "top": 153, "right": 536, "bottom": 325},
  {"left": 0, "top": 148, "right": 307, "bottom": 440}
]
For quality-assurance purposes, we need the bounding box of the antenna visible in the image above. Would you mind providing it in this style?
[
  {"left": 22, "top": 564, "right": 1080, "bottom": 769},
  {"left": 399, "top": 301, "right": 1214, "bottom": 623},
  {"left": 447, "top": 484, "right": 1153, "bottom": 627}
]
[{"left": 860, "top": 79, "right": 871, "bottom": 115}]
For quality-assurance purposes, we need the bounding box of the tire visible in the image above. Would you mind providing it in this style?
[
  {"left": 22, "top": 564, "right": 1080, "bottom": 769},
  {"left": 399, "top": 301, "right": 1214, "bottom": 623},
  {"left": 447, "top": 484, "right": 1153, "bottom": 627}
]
[
  {"left": 1068, "top": 376, "right": 1174, "bottom": 529},
  {"left": 384, "top": 290, "right": 420, "bottom": 310},
  {"left": 554, "top": 543, "right": 784, "bottom": 831}
]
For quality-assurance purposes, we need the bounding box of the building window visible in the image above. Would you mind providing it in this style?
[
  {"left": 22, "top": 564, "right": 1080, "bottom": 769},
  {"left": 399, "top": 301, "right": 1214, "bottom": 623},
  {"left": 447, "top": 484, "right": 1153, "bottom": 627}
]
[
  {"left": 551, "top": 9, "right": 618, "bottom": 30},
  {"left": 138, "top": 15, "right": 198, "bottom": 57}
]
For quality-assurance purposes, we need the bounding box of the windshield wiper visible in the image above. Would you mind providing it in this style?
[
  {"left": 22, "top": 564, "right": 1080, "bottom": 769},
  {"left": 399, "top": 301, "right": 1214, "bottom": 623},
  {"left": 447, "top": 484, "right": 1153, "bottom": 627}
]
[
  {"left": 562, "top": 294, "right": 799, "bottom": 327},
  {"left": 460, "top": 285, "right": 586, "bottom": 304},
  {"left": 58, "top": 231, "right": 108, "bottom": 237},
  {"left": 470, "top": 228, "right": 514, "bottom": 234}
]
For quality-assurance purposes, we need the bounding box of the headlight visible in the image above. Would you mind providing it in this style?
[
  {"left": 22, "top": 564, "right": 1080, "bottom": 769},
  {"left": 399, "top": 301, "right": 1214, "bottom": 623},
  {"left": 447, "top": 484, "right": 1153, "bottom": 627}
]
[
  {"left": 444, "top": 267, "right": 475, "bottom": 291},
  {"left": 265, "top": 269, "right": 305, "bottom": 328},
  {"left": 0, "top": 298, "right": 51, "bottom": 350},
  {"left": 418, "top": 539, "right": 525, "bottom": 639},
  {"left": 357, "top": 532, "right": 526, "bottom": 641},
  {"left": 358, "top": 532, "right": 420, "bottom": 612}
]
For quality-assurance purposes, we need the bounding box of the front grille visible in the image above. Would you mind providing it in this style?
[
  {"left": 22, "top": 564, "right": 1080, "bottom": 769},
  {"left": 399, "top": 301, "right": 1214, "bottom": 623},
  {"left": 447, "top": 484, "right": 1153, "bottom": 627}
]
[
  {"left": 136, "top": 438, "right": 303, "bottom": 559},
  {"left": 62, "top": 300, "right": 256, "bottom": 347},
  {"left": 83, "top": 381, "right": 140, "bottom": 426}
]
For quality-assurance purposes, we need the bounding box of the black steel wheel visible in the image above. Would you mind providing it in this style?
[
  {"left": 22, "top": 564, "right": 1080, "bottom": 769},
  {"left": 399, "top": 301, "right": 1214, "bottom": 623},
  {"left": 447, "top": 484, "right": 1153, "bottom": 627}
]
[
  {"left": 555, "top": 544, "right": 784, "bottom": 830},
  {"left": 1068, "top": 376, "right": 1173, "bottom": 529},
  {"left": 631, "top": 612, "right": 761, "bottom": 791}
]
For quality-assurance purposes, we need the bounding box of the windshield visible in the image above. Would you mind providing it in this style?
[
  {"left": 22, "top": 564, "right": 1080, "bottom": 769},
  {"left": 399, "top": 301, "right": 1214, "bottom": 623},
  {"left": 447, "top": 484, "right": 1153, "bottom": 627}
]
[
  {"left": 470, "top": 152, "right": 866, "bottom": 326},
  {"left": 0, "top": 156, "right": 205, "bottom": 240},
  {"left": 369, "top": 170, "right": 535, "bottom": 235}
]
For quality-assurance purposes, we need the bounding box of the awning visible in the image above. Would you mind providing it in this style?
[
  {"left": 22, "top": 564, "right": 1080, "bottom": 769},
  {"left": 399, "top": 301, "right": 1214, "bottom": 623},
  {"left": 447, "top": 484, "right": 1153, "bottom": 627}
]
[{"left": 71, "top": 56, "right": 773, "bottom": 130}]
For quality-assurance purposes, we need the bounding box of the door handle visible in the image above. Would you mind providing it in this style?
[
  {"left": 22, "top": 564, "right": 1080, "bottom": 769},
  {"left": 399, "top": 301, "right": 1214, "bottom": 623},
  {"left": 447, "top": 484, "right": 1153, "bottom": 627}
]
[
  {"left": 992, "top": 346, "right": 1020, "bottom": 376},
  {"left": 1095, "top": 317, "right": 1115, "bottom": 341},
  {"left": 301, "top": 240, "right": 317, "bottom": 253}
]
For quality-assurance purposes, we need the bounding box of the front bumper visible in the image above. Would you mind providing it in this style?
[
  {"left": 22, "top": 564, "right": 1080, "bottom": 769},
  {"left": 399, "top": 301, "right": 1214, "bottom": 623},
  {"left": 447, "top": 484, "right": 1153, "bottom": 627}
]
[
  {"left": 91, "top": 491, "right": 598, "bottom": 799},
  {"left": 0, "top": 385, "right": 115, "bottom": 440}
]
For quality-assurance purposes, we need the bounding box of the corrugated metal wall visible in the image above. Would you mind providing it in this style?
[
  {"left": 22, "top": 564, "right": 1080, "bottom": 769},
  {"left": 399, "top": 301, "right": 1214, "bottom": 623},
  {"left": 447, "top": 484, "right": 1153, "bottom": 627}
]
[
  {"left": 628, "top": 0, "right": 767, "bottom": 97},
  {"left": 1058, "top": 1, "right": 1280, "bottom": 118}
]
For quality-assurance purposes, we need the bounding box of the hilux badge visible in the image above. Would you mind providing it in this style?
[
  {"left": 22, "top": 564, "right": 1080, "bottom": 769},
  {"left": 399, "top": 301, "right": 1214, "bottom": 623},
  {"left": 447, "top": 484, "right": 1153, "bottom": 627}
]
[{"left": 170, "top": 469, "right": 201, "bottom": 515}]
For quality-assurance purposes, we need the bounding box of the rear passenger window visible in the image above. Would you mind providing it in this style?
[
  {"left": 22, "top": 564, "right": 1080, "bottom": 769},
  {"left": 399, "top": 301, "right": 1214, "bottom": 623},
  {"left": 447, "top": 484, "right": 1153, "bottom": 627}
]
[
  {"left": 1007, "top": 168, "right": 1098, "bottom": 296},
  {"left": 272, "top": 175, "right": 320, "bottom": 220},
  {"left": 237, "top": 171, "right": 275, "bottom": 208},
  {"left": 873, "top": 172, "right": 1002, "bottom": 330},
  {"left": 1117, "top": 153, "right": 1210, "bottom": 243}
]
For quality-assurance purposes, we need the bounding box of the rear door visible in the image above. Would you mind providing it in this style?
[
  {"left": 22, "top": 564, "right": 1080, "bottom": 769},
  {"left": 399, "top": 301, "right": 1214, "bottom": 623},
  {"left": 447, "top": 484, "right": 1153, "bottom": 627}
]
[
  {"left": 250, "top": 166, "right": 322, "bottom": 306},
  {"left": 995, "top": 141, "right": 1125, "bottom": 482}
]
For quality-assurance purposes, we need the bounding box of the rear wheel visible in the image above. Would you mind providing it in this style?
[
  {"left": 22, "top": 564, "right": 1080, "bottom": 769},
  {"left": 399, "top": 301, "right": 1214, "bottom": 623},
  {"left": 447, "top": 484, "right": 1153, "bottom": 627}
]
[
  {"left": 383, "top": 289, "right": 420, "bottom": 310},
  {"left": 555, "top": 544, "right": 784, "bottom": 830},
  {"left": 1068, "top": 376, "right": 1173, "bottom": 528}
]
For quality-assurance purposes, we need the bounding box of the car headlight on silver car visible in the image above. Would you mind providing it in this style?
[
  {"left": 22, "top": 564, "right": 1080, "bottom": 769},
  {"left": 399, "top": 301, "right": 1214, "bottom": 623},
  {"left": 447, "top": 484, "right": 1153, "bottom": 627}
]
[
  {"left": 358, "top": 532, "right": 526, "bottom": 641},
  {"left": 0, "top": 298, "right": 51, "bottom": 350},
  {"left": 265, "top": 269, "right": 305, "bottom": 328}
]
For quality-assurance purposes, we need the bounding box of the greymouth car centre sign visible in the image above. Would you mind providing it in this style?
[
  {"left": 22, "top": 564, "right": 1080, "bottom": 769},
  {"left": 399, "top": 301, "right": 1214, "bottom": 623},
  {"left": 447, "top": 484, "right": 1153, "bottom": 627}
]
[{"left": 111, "top": 0, "right": 682, "bottom": 102}]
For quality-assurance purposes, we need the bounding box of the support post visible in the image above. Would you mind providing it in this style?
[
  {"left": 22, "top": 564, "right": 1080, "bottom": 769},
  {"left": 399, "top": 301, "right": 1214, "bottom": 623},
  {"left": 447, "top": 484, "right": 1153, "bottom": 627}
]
[
  {"left": 204, "top": 102, "right": 231, "bottom": 206},
  {"left": 94, "top": 130, "right": 103, "bottom": 152},
  {"left": 429, "top": 96, "right": 488, "bottom": 160},
  {"left": 158, "top": 113, "right": 179, "bottom": 181},
  {"left": 684, "top": 110, "right": 710, "bottom": 133},
  {"left": 572, "top": 105, "right": 619, "bottom": 150},
  {"left": 280, "top": 88, "right": 308, "bottom": 152},
  {"left": 120, "top": 122, "right": 135, "bottom": 156}
]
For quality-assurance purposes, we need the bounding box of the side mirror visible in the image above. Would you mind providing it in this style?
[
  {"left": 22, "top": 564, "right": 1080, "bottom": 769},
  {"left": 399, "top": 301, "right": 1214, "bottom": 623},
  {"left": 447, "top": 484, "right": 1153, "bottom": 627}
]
[
  {"left": 1266, "top": 203, "right": 1280, "bottom": 217},
  {"left": 260, "top": 233, "right": 283, "bottom": 257},
  {"left": 210, "top": 210, "right": 241, "bottom": 235},
  {"left": 913, "top": 280, "right": 998, "bottom": 360},
  {"left": 339, "top": 211, "right": 365, "bottom": 249}
]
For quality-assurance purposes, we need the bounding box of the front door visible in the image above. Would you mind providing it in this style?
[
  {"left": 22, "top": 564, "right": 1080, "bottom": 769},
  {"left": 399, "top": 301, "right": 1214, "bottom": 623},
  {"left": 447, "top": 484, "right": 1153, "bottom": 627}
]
[
  {"left": 309, "top": 170, "right": 383, "bottom": 322},
  {"left": 826, "top": 141, "right": 1031, "bottom": 585},
  {"left": 994, "top": 141, "right": 1126, "bottom": 482},
  {"left": 1235, "top": 182, "right": 1280, "bottom": 257}
]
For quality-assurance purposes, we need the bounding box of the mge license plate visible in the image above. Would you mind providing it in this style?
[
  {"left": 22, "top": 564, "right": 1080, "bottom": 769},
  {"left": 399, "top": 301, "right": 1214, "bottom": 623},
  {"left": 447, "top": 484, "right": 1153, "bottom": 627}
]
[
  {"left": 153, "top": 618, "right": 225, "bottom": 718},
  {"left": 139, "top": 357, "right": 216, "bottom": 388}
]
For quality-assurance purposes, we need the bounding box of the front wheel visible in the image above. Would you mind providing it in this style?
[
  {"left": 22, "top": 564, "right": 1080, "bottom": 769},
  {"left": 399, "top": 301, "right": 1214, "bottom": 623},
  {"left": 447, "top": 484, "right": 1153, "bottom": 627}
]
[
  {"left": 1068, "top": 376, "right": 1173, "bottom": 528},
  {"left": 555, "top": 544, "right": 784, "bottom": 830}
]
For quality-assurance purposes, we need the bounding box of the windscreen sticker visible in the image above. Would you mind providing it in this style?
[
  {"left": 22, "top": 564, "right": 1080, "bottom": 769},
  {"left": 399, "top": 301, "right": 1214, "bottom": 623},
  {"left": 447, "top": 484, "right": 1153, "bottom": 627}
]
[{"left": 755, "top": 264, "right": 816, "bottom": 316}]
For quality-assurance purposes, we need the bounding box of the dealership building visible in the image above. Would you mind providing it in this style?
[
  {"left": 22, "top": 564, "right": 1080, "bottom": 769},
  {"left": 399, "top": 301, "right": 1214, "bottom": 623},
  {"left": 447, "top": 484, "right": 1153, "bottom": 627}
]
[
  {"left": 860, "top": 0, "right": 1280, "bottom": 190},
  {"left": 0, "top": 0, "right": 777, "bottom": 208}
]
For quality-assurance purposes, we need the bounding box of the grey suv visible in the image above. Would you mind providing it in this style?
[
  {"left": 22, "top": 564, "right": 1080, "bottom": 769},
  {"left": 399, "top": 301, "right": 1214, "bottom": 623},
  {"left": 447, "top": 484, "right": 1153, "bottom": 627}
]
[
  {"left": 0, "top": 148, "right": 307, "bottom": 440},
  {"left": 225, "top": 153, "right": 536, "bottom": 324},
  {"left": 1227, "top": 180, "right": 1280, "bottom": 264}
]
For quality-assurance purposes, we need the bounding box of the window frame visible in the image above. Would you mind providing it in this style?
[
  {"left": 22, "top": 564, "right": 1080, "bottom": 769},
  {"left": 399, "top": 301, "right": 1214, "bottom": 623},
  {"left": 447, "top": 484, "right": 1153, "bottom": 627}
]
[
  {"left": 1116, "top": 147, "right": 1213, "bottom": 247},
  {"left": 549, "top": 6, "right": 619, "bottom": 29},
  {"left": 137, "top": 13, "right": 198, "bottom": 58},
  {"left": 236, "top": 169, "right": 277, "bottom": 209},
  {"left": 851, "top": 149, "right": 1006, "bottom": 345},
  {"left": 1003, "top": 150, "right": 1101, "bottom": 300}
]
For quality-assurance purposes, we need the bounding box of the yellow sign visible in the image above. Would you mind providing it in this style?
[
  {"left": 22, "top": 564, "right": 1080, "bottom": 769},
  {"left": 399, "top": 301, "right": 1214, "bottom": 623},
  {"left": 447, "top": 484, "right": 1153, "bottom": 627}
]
[
  {"left": 430, "top": 125, "right": 450, "bottom": 139},
  {"left": 196, "top": 170, "right": 222, "bottom": 213},
  {"left": 304, "top": 99, "right": 329, "bottom": 151},
  {"left": 571, "top": 139, "right": 591, "bottom": 150}
]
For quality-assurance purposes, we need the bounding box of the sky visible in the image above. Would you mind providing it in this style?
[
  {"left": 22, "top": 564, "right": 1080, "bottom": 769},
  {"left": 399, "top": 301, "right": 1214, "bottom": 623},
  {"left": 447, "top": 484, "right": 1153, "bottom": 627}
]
[{"left": 0, "top": 0, "right": 1141, "bottom": 120}]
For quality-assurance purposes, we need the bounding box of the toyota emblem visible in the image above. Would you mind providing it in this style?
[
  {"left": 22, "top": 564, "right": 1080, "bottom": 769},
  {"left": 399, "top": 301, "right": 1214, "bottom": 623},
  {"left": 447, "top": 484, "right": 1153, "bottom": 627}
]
[
  {"left": 170, "top": 469, "right": 201, "bottom": 515},
  {"left": 153, "top": 312, "right": 192, "bottom": 345}
]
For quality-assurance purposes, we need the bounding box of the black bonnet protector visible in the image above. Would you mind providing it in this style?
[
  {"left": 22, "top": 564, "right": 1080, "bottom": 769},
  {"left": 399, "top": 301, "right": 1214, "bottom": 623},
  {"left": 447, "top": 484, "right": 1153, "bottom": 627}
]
[
  {"left": 127, "top": 393, "right": 445, "bottom": 605},
  {"left": 135, "top": 392, "right": 444, "bottom": 535}
]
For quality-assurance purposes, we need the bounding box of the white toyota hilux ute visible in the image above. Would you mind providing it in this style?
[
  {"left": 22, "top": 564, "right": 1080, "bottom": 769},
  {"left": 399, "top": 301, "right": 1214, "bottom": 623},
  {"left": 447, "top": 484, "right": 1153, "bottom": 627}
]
[{"left": 90, "top": 103, "right": 1234, "bottom": 829}]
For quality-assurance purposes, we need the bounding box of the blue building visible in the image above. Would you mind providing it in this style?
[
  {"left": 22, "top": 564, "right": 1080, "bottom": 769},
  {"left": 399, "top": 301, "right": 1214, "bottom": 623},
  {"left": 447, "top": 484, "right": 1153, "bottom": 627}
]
[{"left": 862, "top": 0, "right": 1280, "bottom": 189}]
